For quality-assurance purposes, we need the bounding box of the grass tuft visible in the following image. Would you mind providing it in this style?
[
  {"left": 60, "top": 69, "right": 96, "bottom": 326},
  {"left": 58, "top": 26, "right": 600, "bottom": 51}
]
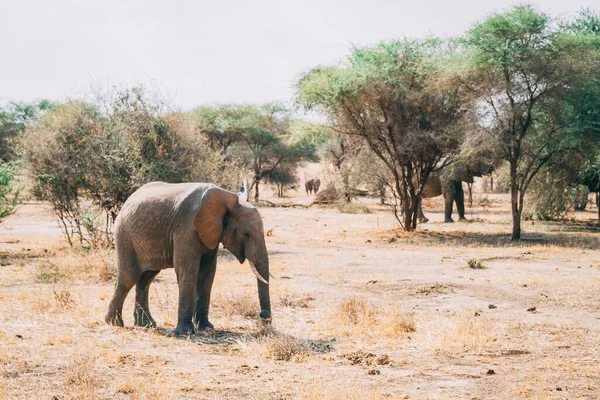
[{"left": 467, "top": 258, "right": 486, "bottom": 269}]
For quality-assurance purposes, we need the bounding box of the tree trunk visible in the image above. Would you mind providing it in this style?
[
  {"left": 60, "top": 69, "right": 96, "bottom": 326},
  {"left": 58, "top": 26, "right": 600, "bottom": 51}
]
[
  {"left": 597, "top": 192, "right": 599, "bottom": 223},
  {"left": 467, "top": 183, "right": 473, "bottom": 207},
  {"left": 490, "top": 176, "right": 494, "bottom": 192},
  {"left": 510, "top": 163, "right": 521, "bottom": 241},
  {"left": 254, "top": 178, "right": 260, "bottom": 202},
  {"left": 402, "top": 197, "right": 413, "bottom": 231}
]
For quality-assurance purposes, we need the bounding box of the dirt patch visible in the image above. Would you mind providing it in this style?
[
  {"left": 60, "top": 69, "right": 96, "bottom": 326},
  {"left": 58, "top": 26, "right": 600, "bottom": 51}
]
[{"left": 340, "top": 350, "right": 392, "bottom": 366}]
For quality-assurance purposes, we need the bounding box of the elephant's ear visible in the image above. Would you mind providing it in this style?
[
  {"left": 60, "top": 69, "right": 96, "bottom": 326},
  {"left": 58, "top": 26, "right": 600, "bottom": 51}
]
[{"left": 194, "top": 187, "right": 239, "bottom": 250}]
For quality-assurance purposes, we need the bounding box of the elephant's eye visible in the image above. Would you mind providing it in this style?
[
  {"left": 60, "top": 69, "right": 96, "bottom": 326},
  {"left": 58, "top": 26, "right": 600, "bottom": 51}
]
[{"left": 244, "top": 233, "right": 251, "bottom": 239}]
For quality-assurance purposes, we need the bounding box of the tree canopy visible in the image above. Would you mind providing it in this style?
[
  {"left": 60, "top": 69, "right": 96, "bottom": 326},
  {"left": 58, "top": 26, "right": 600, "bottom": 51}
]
[
  {"left": 297, "top": 39, "right": 471, "bottom": 230},
  {"left": 461, "top": 5, "right": 600, "bottom": 239}
]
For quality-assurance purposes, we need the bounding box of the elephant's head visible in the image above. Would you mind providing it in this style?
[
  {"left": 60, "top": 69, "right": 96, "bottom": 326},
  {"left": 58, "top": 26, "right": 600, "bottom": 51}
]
[
  {"left": 468, "top": 160, "right": 495, "bottom": 178},
  {"left": 194, "top": 180, "right": 271, "bottom": 321}
]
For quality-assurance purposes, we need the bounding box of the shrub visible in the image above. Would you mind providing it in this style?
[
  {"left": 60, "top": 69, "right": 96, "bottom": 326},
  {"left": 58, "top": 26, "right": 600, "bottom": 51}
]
[
  {"left": 466, "top": 258, "right": 485, "bottom": 269},
  {"left": 23, "top": 87, "right": 241, "bottom": 247},
  {"left": 0, "top": 161, "right": 23, "bottom": 221}
]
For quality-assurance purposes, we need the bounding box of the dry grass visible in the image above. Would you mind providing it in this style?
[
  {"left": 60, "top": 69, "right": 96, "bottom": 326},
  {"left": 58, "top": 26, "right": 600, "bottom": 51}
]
[
  {"left": 333, "top": 296, "right": 415, "bottom": 344},
  {"left": 414, "top": 311, "right": 501, "bottom": 355},
  {"left": 64, "top": 356, "right": 97, "bottom": 400},
  {"left": 33, "top": 248, "right": 115, "bottom": 284},
  {"left": 237, "top": 326, "right": 313, "bottom": 362},
  {"left": 214, "top": 292, "right": 258, "bottom": 319},
  {"left": 301, "top": 386, "right": 391, "bottom": 400},
  {"left": 2, "top": 199, "right": 600, "bottom": 399},
  {"left": 277, "top": 289, "right": 314, "bottom": 308}
]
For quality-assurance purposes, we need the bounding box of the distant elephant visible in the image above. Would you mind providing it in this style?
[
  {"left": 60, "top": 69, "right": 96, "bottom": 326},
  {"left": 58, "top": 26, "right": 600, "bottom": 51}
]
[
  {"left": 420, "top": 161, "right": 494, "bottom": 223},
  {"left": 313, "top": 178, "right": 321, "bottom": 193},
  {"left": 305, "top": 179, "right": 315, "bottom": 195},
  {"left": 105, "top": 180, "right": 271, "bottom": 335}
]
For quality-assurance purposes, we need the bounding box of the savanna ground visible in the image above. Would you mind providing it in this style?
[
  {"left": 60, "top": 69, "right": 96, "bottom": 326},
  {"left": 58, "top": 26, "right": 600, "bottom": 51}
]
[{"left": 1, "top": 187, "right": 599, "bottom": 399}]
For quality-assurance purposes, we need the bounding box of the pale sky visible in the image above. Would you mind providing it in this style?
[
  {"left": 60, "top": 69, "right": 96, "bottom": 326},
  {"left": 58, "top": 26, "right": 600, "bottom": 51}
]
[{"left": 0, "top": 0, "right": 595, "bottom": 109}]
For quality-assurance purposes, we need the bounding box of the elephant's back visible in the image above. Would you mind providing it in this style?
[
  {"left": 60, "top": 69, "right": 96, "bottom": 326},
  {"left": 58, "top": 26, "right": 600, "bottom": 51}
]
[{"left": 115, "top": 182, "right": 212, "bottom": 235}]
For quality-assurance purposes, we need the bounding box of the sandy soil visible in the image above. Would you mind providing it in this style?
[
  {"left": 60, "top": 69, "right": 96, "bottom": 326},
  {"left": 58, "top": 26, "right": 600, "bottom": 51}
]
[{"left": 0, "top": 191, "right": 599, "bottom": 399}]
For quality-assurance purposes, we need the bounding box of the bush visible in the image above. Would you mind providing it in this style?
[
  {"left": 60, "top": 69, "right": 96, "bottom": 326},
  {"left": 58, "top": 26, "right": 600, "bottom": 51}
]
[
  {"left": 23, "top": 87, "right": 242, "bottom": 247},
  {"left": 527, "top": 172, "right": 573, "bottom": 221},
  {"left": 0, "top": 161, "right": 23, "bottom": 220},
  {"left": 466, "top": 258, "right": 485, "bottom": 269}
]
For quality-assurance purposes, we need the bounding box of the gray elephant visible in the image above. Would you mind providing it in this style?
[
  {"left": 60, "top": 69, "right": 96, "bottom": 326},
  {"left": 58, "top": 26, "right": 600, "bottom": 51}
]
[
  {"left": 313, "top": 178, "right": 321, "bottom": 193},
  {"left": 420, "top": 161, "right": 494, "bottom": 223},
  {"left": 105, "top": 180, "right": 271, "bottom": 335},
  {"left": 305, "top": 179, "right": 315, "bottom": 195}
]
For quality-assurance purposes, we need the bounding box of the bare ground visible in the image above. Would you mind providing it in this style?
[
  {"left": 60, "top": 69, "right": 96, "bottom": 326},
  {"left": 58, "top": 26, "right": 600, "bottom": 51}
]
[{"left": 0, "top": 193, "right": 599, "bottom": 399}]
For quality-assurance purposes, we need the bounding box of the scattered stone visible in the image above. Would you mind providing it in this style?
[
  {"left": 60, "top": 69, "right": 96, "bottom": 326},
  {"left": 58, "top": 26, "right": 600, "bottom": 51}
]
[
  {"left": 367, "top": 369, "right": 381, "bottom": 375},
  {"left": 488, "top": 304, "right": 497, "bottom": 309},
  {"left": 527, "top": 307, "right": 537, "bottom": 312},
  {"left": 15, "top": 334, "right": 23, "bottom": 339},
  {"left": 365, "top": 239, "right": 372, "bottom": 243},
  {"left": 486, "top": 369, "right": 495, "bottom": 375},
  {"left": 474, "top": 312, "right": 481, "bottom": 317},
  {"left": 556, "top": 387, "right": 563, "bottom": 391},
  {"left": 388, "top": 237, "right": 397, "bottom": 243}
]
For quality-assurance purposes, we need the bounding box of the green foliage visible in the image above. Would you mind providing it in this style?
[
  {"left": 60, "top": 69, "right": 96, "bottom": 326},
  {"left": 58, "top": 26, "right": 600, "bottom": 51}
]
[
  {"left": 297, "top": 38, "right": 469, "bottom": 230},
  {"left": 193, "top": 103, "right": 318, "bottom": 201},
  {"left": 461, "top": 5, "right": 600, "bottom": 239},
  {"left": 0, "top": 100, "right": 55, "bottom": 161},
  {"left": 288, "top": 120, "right": 331, "bottom": 150},
  {"left": 23, "top": 87, "right": 236, "bottom": 247},
  {"left": 0, "top": 161, "right": 23, "bottom": 220},
  {"left": 35, "top": 261, "right": 63, "bottom": 283}
]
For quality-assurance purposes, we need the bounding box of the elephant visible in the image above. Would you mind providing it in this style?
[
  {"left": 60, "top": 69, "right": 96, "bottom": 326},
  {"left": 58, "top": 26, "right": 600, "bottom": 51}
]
[
  {"left": 105, "top": 180, "right": 271, "bottom": 335},
  {"left": 305, "top": 179, "right": 315, "bottom": 195},
  {"left": 313, "top": 178, "right": 321, "bottom": 194},
  {"left": 420, "top": 161, "right": 494, "bottom": 223}
]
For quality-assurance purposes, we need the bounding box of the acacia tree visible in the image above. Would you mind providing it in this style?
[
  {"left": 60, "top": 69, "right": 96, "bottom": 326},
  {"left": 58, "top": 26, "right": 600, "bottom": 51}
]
[
  {"left": 565, "top": 9, "right": 600, "bottom": 221},
  {"left": 195, "top": 104, "right": 317, "bottom": 201},
  {"left": 297, "top": 39, "right": 469, "bottom": 230},
  {"left": 462, "top": 5, "right": 600, "bottom": 239},
  {"left": 192, "top": 105, "right": 252, "bottom": 153}
]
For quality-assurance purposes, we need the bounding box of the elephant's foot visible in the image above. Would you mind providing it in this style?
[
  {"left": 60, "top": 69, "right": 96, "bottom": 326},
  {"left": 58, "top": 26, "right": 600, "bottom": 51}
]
[
  {"left": 418, "top": 216, "right": 429, "bottom": 224},
  {"left": 443, "top": 218, "right": 455, "bottom": 223},
  {"left": 193, "top": 316, "right": 215, "bottom": 331},
  {"left": 174, "top": 321, "right": 195, "bottom": 336},
  {"left": 260, "top": 309, "right": 272, "bottom": 320},
  {"left": 195, "top": 321, "right": 215, "bottom": 331},
  {"left": 458, "top": 216, "right": 469, "bottom": 222},
  {"left": 134, "top": 308, "right": 156, "bottom": 328},
  {"left": 105, "top": 310, "right": 124, "bottom": 327}
]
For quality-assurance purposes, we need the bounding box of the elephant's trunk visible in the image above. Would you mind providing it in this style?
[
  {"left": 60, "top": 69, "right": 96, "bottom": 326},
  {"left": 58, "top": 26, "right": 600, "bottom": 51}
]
[{"left": 249, "top": 258, "right": 271, "bottom": 320}]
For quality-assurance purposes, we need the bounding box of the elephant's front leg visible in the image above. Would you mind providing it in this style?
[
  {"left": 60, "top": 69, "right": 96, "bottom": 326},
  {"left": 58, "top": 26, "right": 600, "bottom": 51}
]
[
  {"left": 454, "top": 182, "right": 467, "bottom": 221},
  {"left": 194, "top": 250, "right": 218, "bottom": 331},
  {"left": 174, "top": 256, "right": 201, "bottom": 336}
]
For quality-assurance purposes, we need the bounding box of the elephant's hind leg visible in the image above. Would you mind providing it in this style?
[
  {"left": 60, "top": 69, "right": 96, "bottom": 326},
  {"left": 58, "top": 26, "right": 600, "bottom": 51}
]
[
  {"left": 106, "top": 245, "right": 140, "bottom": 326},
  {"left": 418, "top": 203, "right": 429, "bottom": 223},
  {"left": 134, "top": 270, "right": 160, "bottom": 327}
]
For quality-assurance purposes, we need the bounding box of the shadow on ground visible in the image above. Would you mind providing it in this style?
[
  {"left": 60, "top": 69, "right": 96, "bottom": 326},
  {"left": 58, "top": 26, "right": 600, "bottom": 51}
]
[
  {"left": 387, "top": 226, "right": 600, "bottom": 250},
  {"left": 153, "top": 325, "right": 337, "bottom": 354}
]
